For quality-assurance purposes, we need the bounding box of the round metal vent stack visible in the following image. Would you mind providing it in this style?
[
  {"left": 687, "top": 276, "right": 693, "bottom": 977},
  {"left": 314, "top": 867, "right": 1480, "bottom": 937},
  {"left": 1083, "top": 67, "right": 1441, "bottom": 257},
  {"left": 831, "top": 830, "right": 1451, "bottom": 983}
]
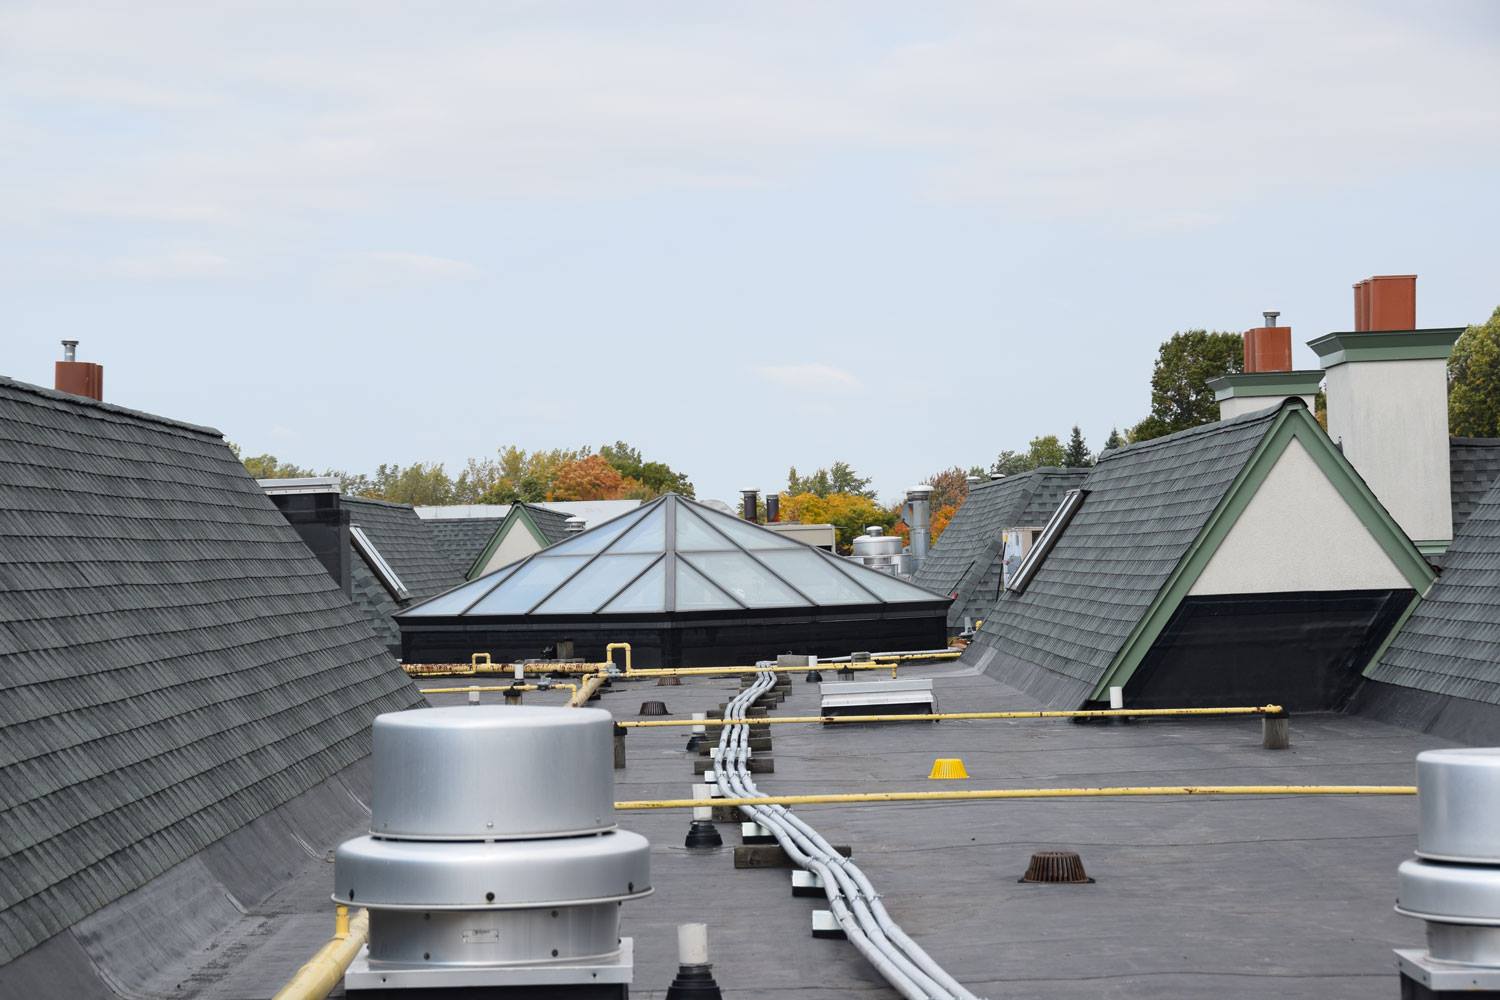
[
  {"left": 1395, "top": 749, "right": 1500, "bottom": 990},
  {"left": 335, "top": 706, "right": 651, "bottom": 993}
]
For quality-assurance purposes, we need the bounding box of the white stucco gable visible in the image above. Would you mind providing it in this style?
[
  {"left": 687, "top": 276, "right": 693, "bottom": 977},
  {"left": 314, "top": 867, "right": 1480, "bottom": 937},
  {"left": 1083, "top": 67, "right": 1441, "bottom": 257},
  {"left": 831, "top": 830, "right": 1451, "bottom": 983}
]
[{"left": 1189, "top": 435, "right": 1411, "bottom": 596}]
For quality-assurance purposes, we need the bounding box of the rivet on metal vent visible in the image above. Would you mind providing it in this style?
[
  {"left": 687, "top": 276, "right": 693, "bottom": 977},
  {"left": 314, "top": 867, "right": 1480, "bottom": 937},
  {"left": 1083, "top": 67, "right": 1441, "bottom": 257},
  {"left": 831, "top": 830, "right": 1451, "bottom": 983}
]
[
  {"left": 1019, "top": 850, "right": 1094, "bottom": 884},
  {"left": 639, "top": 701, "right": 670, "bottom": 716}
]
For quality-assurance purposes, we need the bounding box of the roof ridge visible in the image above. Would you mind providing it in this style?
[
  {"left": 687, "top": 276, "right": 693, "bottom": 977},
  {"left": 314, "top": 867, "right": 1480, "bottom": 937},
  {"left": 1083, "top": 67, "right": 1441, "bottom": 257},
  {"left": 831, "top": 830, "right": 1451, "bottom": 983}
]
[
  {"left": 0, "top": 375, "right": 222, "bottom": 438},
  {"left": 1095, "top": 403, "right": 1287, "bottom": 465},
  {"left": 343, "top": 495, "right": 417, "bottom": 512}
]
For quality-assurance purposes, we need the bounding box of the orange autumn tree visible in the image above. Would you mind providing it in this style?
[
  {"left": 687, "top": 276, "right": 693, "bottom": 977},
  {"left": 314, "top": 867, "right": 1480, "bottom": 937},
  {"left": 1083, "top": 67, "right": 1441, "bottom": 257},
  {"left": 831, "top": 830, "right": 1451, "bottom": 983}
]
[{"left": 551, "top": 454, "right": 627, "bottom": 500}]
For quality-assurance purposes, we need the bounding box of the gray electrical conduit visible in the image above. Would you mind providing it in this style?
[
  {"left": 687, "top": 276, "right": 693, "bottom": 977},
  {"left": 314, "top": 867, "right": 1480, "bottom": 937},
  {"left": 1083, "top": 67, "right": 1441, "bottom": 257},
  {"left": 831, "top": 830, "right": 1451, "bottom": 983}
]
[{"left": 716, "top": 665, "right": 980, "bottom": 1000}]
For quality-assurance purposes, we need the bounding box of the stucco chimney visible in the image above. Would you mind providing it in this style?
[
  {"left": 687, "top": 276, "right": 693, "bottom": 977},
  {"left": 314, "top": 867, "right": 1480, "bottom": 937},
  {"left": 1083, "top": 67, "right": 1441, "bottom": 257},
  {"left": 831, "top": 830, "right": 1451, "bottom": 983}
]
[
  {"left": 55, "top": 340, "right": 104, "bottom": 401},
  {"left": 1209, "top": 313, "right": 1322, "bottom": 420},
  {"left": 1310, "top": 275, "right": 1463, "bottom": 551}
]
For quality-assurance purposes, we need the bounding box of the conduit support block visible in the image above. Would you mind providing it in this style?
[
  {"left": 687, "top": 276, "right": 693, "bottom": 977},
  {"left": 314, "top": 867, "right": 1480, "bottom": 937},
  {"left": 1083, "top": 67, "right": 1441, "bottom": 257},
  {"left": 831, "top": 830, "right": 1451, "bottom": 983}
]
[
  {"left": 1263, "top": 712, "right": 1291, "bottom": 750},
  {"left": 811, "top": 910, "right": 847, "bottom": 941},
  {"left": 791, "top": 870, "right": 825, "bottom": 898},
  {"left": 740, "top": 821, "right": 776, "bottom": 845},
  {"left": 734, "top": 844, "right": 852, "bottom": 869},
  {"left": 694, "top": 757, "right": 773, "bottom": 775}
]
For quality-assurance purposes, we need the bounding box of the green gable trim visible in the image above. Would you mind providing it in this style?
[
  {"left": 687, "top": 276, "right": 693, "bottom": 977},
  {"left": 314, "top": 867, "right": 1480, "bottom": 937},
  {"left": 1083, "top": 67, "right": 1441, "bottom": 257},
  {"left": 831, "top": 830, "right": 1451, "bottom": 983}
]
[
  {"left": 1089, "top": 403, "right": 1437, "bottom": 700},
  {"left": 1415, "top": 539, "right": 1450, "bottom": 556},
  {"left": 1359, "top": 590, "right": 1424, "bottom": 680},
  {"left": 1307, "top": 328, "right": 1464, "bottom": 369},
  {"left": 1208, "top": 371, "right": 1325, "bottom": 403},
  {"left": 465, "top": 505, "right": 558, "bottom": 578}
]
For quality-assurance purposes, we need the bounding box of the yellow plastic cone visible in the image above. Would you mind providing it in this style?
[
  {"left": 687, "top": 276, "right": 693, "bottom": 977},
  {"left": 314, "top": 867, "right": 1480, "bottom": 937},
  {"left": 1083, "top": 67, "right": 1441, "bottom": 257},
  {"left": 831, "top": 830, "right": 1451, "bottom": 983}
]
[{"left": 928, "top": 758, "right": 969, "bottom": 780}]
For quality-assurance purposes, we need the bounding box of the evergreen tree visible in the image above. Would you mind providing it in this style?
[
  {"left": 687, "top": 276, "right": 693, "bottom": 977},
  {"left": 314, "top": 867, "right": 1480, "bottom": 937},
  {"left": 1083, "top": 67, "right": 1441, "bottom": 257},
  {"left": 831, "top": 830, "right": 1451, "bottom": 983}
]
[
  {"left": 1103, "top": 427, "right": 1125, "bottom": 451},
  {"left": 1063, "top": 425, "right": 1091, "bottom": 467}
]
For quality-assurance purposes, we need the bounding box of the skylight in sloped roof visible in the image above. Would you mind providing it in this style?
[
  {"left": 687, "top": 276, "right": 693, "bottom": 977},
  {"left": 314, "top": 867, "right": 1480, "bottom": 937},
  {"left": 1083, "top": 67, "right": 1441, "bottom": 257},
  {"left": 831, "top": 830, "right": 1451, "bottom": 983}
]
[
  {"left": 400, "top": 494, "right": 947, "bottom": 617},
  {"left": 1005, "top": 489, "right": 1087, "bottom": 595},
  {"left": 350, "top": 524, "right": 410, "bottom": 600}
]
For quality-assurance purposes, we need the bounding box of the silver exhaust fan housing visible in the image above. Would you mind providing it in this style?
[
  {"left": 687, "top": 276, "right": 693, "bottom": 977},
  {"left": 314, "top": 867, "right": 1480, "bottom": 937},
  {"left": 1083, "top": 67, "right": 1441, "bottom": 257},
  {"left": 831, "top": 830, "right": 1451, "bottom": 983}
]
[
  {"left": 336, "top": 706, "right": 650, "bottom": 992},
  {"left": 1395, "top": 748, "right": 1500, "bottom": 992}
]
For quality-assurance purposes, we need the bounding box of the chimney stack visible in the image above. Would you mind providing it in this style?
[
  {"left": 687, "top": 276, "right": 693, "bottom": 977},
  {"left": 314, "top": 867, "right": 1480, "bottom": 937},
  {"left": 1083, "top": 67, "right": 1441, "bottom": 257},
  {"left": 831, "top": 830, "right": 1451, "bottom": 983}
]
[
  {"left": 55, "top": 340, "right": 104, "bottom": 401},
  {"left": 765, "top": 494, "right": 780, "bottom": 523},
  {"left": 740, "top": 489, "right": 759, "bottom": 522},
  {"left": 1310, "top": 274, "right": 1463, "bottom": 550},
  {"left": 1209, "top": 313, "right": 1322, "bottom": 420}
]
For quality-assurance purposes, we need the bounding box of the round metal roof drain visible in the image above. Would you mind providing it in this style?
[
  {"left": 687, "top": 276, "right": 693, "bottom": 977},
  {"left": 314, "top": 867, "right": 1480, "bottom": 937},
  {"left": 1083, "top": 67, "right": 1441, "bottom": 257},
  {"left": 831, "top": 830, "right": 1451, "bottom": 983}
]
[
  {"left": 335, "top": 706, "right": 652, "bottom": 990},
  {"left": 640, "top": 701, "right": 670, "bottom": 716},
  {"left": 1019, "top": 850, "right": 1094, "bottom": 884}
]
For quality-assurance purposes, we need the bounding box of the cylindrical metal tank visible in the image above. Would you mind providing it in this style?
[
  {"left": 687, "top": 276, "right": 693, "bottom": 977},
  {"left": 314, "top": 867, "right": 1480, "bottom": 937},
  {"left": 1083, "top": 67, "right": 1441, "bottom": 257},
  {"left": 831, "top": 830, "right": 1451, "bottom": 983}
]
[{"left": 1416, "top": 748, "right": 1500, "bottom": 863}]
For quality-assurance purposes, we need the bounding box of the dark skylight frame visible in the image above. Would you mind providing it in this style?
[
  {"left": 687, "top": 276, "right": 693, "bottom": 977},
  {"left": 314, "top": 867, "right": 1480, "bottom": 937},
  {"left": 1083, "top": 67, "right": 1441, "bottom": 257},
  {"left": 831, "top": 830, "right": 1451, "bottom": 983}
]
[
  {"left": 350, "top": 523, "right": 411, "bottom": 600},
  {"left": 1005, "top": 489, "right": 1087, "bottom": 596}
]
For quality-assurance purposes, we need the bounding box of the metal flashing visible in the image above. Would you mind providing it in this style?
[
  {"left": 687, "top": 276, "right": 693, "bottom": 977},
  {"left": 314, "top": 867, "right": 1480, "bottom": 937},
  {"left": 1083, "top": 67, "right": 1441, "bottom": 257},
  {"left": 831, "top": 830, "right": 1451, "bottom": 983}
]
[
  {"left": 1306, "top": 328, "right": 1464, "bottom": 369},
  {"left": 1207, "top": 370, "right": 1325, "bottom": 402}
]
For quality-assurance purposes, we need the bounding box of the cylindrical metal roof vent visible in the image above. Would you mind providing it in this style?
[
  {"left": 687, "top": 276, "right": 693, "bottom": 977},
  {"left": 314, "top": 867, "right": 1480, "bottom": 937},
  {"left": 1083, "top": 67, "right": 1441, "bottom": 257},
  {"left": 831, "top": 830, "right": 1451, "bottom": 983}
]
[
  {"left": 564, "top": 516, "right": 587, "bottom": 534},
  {"left": 1395, "top": 748, "right": 1500, "bottom": 986},
  {"left": 740, "top": 489, "right": 759, "bottom": 522},
  {"left": 61, "top": 339, "right": 78, "bottom": 362},
  {"left": 905, "top": 484, "right": 933, "bottom": 573},
  {"left": 336, "top": 706, "right": 651, "bottom": 991}
]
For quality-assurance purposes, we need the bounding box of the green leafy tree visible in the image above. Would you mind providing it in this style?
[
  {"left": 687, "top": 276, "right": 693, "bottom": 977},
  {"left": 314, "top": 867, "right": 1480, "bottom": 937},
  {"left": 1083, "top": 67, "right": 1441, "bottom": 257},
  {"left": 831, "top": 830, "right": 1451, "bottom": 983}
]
[
  {"left": 787, "top": 461, "right": 876, "bottom": 499},
  {"left": 993, "top": 435, "right": 1066, "bottom": 475},
  {"left": 230, "top": 444, "right": 317, "bottom": 481},
  {"left": 1450, "top": 306, "right": 1500, "bottom": 438},
  {"left": 366, "top": 463, "right": 455, "bottom": 506},
  {"left": 599, "top": 441, "right": 695, "bottom": 498},
  {"left": 922, "top": 466, "right": 972, "bottom": 511},
  {"left": 1129, "top": 329, "right": 1244, "bottom": 442},
  {"left": 1063, "top": 426, "right": 1092, "bottom": 467}
]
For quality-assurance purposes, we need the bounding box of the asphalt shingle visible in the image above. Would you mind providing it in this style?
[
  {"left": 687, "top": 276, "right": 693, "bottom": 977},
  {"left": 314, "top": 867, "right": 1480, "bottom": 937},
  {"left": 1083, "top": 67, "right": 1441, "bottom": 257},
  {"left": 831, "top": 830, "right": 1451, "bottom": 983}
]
[
  {"left": 1450, "top": 437, "right": 1500, "bottom": 536},
  {"left": 0, "top": 377, "right": 422, "bottom": 965}
]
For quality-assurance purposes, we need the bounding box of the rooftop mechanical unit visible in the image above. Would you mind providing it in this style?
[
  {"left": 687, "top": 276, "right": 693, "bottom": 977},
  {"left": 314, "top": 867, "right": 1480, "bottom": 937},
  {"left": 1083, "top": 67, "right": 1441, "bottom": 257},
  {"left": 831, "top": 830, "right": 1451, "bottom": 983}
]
[
  {"left": 1395, "top": 747, "right": 1500, "bottom": 998},
  {"left": 335, "top": 705, "right": 651, "bottom": 998},
  {"left": 819, "top": 678, "right": 937, "bottom": 718}
]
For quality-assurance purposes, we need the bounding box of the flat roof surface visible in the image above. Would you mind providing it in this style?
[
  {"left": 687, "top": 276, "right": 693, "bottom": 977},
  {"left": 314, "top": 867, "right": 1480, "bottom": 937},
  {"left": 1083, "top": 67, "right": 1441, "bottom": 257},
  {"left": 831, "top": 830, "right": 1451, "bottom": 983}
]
[{"left": 184, "top": 663, "right": 1446, "bottom": 999}]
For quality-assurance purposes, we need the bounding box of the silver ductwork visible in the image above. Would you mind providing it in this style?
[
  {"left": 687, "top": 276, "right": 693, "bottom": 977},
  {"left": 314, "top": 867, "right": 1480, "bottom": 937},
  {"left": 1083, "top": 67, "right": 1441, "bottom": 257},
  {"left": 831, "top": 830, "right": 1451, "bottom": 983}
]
[
  {"left": 1395, "top": 748, "right": 1500, "bottom": 992},
  {"left": 564, "top": 517, "right": 587, "bottom": 534},
  {"left": 904, "top": 485, "right": 933, "bottom": 573},
  {"left": 336, "top": 706, "right": 651, "bottom": 992}
]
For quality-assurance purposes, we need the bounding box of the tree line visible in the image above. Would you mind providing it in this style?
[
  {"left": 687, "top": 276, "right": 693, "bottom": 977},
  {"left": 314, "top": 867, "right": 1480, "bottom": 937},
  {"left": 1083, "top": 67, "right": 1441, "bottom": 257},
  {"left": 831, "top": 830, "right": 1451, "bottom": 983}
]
[{"left": 233, "top": 440, "right": 695, "bottom": 507}]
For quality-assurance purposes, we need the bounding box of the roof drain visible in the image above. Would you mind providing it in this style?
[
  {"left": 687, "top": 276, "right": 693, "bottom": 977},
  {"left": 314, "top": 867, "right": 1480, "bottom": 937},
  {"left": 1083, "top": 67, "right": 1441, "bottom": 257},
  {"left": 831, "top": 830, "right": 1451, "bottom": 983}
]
[
  {"left": 718, "top": 666, "right": 977, "bottom": 1000},
  {"left": 334, "top": 705, "right": 652, "bottom": 993}
]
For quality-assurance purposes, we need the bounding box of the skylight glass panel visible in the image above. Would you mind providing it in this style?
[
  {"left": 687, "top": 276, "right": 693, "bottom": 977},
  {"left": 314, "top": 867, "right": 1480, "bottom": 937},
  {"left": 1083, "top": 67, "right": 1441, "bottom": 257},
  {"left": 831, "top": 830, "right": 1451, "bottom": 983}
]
[
  {"left": 694, "top": 506, "right": 800, "bottom": 549},
  {"left": 467, "top": 555, "right": 591, "bottom": 614},
  {"left": 606, "top": 505, "right": 665, "bottom": 553},
  {"left": 675, "top": 559, "right": 740, "bottom": 610},
  {"left": 1006, "top": 489, "right": 1086, "bottom": 595},
  {"left": 675, "top": 508, "right": 736, "bottom": 551},
  {"left": 350, "top": 524, "right": 409, "bottom": 599},
  {"left": 533, "top": 554, "right": 659, "bottom": 613},
  {"left": 601, "top": 559, "right": 667, "bottom": 613},
  {"left": 828, "top": 557, "right": 946, "bottom": 603},
  {"left": 679, "top": 552, "right": 810, "bottom": 608},
  {"left": 537, "top": 506, "right": 649, "bottom": 556},
  {"left": 402, "top": 562, "right": 523, "bottom": 616},
  {"left": 755, "top": 548, "right": 877, "bottom": 605}
]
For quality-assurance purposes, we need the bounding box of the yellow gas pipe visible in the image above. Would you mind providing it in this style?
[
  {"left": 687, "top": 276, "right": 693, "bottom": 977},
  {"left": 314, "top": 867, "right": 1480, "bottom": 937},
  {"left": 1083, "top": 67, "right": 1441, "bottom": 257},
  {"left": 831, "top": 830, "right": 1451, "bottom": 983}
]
[
  {"left": 615, "top": 784, "right": 1417, "bottom": 811},
  {"left": 617, "top": 704, "right": 1285, "bottom": 728},
  {"left": 271, "top": 905, "right": 368, "bottom": 1000}
]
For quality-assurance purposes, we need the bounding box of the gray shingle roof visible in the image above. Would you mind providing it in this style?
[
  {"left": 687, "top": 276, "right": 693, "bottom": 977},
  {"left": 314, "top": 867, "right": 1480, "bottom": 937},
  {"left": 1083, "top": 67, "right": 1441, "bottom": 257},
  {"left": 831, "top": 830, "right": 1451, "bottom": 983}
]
[
  {"left": 0, "top": 376, "right": 422, "bottom": 965},
  {"left": 427, "top": 517, "right": 504, "bottom": 578},
  {"left": 965, "top": 407, "right": 1282, "bottom": 705},
  {"left": 1451, "top": 437, "right": 1500, "bottom": 536},
  {"left": 1369, "top": 475, "right": 1500, "bottom": 705},
  {"left": 526, "top": 503, "right": 576, "bottom": 545},
  {"left": 342, "top": 497, "right": 464, "bottom": 647},
  {"left": 912, "top": 468, "right": 1087, "bottom": 629}
]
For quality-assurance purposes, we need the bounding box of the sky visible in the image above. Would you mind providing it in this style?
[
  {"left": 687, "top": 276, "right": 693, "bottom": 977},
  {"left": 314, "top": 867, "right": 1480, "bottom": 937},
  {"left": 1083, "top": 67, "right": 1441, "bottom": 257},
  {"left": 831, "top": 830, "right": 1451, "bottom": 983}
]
[{"left": 4, "top": 1, "right": 1499, "bottom": 504}]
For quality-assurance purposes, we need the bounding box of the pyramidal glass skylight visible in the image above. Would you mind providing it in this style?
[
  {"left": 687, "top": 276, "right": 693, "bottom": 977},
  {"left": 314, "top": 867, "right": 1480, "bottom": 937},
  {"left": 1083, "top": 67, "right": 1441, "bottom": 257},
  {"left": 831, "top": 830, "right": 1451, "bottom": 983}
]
[{"left": 403, "top": 494, "right": 944, "bottom": 617}]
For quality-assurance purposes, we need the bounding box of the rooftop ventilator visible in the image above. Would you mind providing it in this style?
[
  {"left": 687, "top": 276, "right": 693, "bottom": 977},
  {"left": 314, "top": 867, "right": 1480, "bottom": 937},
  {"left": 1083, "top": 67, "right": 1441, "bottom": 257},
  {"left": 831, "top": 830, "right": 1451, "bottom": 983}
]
[
  {"left": 1395, "top": 748, "right": 1500, "bottom": 997},
  {"left": 335, "top": 706, "right": 651, "bottom": 997}
]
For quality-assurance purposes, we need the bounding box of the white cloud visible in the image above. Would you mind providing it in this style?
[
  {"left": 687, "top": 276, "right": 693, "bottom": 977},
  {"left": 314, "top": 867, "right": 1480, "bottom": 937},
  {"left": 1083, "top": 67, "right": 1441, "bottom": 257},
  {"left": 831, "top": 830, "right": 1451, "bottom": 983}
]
[
  {"left": 103, "top": 250, "right": 233, "bottom": 280},
  {"left": 756, "top": 363, "right": 862, "bottom": 392},
  {"left": 333, "top": 251, "right": 481, "bottom": 286}
]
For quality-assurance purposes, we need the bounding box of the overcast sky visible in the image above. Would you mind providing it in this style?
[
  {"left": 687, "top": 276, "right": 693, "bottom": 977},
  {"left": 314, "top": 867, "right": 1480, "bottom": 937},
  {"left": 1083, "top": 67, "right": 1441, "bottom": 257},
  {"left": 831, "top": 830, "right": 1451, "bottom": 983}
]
[{"left": 4, "top": 1, "right": 1498, "bottom": 503}]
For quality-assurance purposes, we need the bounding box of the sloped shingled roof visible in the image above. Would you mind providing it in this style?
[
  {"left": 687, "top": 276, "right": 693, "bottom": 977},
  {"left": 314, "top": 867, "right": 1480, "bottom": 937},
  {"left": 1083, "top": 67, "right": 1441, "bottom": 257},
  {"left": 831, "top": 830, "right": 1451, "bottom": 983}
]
[
  {"left": 429, "top": 517, "right": 504, "bottom": 577},
  {"left": 913, "top": 468, "right": 1087, "bottom": 630},
  {"left": 0, "top": 377, "right": 422, "bottom": 965},
  {"left": 526, "top": 503, "right": 576, "bottom": 545},
  {"left": 343, "top": 496, "right": 463, "bottom": 648},
  {"left": 1369, "top": 476, "right": 1500, "bottom": 706},
  {"left": 965, "top": 407, "right": 1281, "bottom": 705},
  {"left": 1451, "top": 437, "right": 1500, "bottom": 536}
]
